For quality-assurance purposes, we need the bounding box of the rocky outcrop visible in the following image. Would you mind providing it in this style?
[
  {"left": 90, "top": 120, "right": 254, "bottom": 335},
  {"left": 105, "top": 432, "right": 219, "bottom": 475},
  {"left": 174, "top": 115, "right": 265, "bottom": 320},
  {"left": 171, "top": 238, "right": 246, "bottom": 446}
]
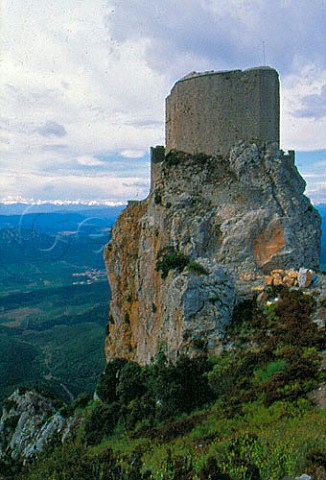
[
  {"left": 105, "top": 141, "right": 321, "bottom": 364},
  {"left": 0, "top": 389, "right": 77, "bottom": 462}
]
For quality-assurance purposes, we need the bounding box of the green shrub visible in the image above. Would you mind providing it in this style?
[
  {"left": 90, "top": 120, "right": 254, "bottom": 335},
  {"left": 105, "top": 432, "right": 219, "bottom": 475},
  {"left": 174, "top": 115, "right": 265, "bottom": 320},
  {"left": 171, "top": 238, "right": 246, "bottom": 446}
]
[
  {"left": 163, "top": 449, "right": 194, "bottom": 479},
  {"left": 227, "top": 299, "right": 256, "bottom": 337},
  {"left": 133, "top": 413, "right": 205, "bottom": 443},
  {"left": 70, "top": 391, "right": 92, "bottom": 411},
  {"left": 151, "top": 145, "right": 165, "bottom": 163},
  {"left": 187, "top": 261, "right": 209, "bottom": 275},
  {"left": 120, "top": 396, "right": 156, "bottom": 431},
  {"left": 192, "top": 337, "right": 208, "bottom": 351},
  {"left": 154, "top": 193, "right": 162, "bottom": 205},
  {"left": 22, "top": 443, "right": 102, "bottom": 480},
  {"left": 155, "top": 355, "right": 213, "bottom": 420},
  {"left": 2, "top": 399, "right": 18, "bottom": 412},
  {"left": 96, "top": 358, "right": 129, "bottom": 403},
  {"left": 199, "top": 457, "right": 231, "bottom": 479},
  {"left": 192, "top": 152, "right": 210, "bottom": 164},
  {"left": 306, "top": 447, "right": 326, "bottom": 472},
  {"left": 156, "top": 247, "right": 190, "bottom": 279},
  {"left": 84, "top": 402, "right": 120, "bottom": 445},
  {"left": 254, "top": 359, "right": 287, "bottom": 384},
  {"left": 165, "top": 150, "right": 187, "bottom": 166},
  {"left": 4, "top": 414, "right": 20, "bottom": 431},
  {"left": 274, "top": 290, "right": 322, "bottom": 347},
  {"left": 207, "top": 352, "right": 235, "bottom": 397},
  {"left": 116, "top": 361, "right": 145, "bottom": 405}
]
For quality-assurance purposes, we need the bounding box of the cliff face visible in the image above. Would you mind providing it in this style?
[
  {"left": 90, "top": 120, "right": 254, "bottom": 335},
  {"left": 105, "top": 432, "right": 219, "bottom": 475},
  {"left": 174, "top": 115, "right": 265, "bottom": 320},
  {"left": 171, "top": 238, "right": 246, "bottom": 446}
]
[
  {"left": 105, "top": 141, "right": 321, "bottom": 364},
  {"left": 0, "top": 389, "right": 77, "bottom": 461}
]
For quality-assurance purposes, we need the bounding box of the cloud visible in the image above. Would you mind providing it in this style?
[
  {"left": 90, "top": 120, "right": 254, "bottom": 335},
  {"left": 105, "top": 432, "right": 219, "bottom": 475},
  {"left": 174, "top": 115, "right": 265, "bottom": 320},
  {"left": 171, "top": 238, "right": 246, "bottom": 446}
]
[
  {"left": 1, "top": 0, "right": 325, "bottom": 204},
  {"left": 120, "top": 150, "right": 146, "bottom": 159},
  {"left": 36, "top": 121, "right": 67, "bottom": 137},
  {"left": 108, "top": 0, "right": 326, "bottom": 77},
  {"left": 42, "top": 144, "right": 68, "bottom": 151},
  {"left": 281, "top": 66, "right": 326, "bottom": 150},
  {"left": 305, "top": 186, "right": 326, "bottom": 204},
  {"left": 0, "top": 168, "right": 150, "bottom": 205},
  {"left": 76, "top": 156, "right": 105, "bottom": 167},
  {"left": 293, "top": 84, "right": 326, "bottom": 119},
  {"left": 295, "top": 149, "right": 326, "bottom": 204},
  {"left": 122, "top": 181, "right": 149, "bottom": 188}
]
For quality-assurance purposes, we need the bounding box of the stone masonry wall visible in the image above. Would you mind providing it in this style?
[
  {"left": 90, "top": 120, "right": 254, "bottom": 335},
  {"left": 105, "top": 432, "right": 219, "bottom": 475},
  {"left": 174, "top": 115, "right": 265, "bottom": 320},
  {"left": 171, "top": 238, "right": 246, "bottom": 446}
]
[{"left": 165, "top": 67, "right": 279, "bottom": 157}]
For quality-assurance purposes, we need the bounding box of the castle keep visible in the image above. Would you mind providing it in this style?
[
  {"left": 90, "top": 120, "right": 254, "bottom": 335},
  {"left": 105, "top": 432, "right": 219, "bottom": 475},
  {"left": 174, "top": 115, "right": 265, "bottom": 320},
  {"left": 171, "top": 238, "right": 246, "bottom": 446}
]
[
  {"left": 106, "top": 67, "right": 321, "bottom": 364},
  {"left": 165, "top": 67, "right": 279, "bottom": 156}
]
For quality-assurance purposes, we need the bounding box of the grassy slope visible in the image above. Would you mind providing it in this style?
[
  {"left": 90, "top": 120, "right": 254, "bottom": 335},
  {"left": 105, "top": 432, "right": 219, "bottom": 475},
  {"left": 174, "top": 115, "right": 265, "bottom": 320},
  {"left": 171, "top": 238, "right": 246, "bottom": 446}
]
[{"left": 17, "top": 288, "right": 326, "bottom": 480}]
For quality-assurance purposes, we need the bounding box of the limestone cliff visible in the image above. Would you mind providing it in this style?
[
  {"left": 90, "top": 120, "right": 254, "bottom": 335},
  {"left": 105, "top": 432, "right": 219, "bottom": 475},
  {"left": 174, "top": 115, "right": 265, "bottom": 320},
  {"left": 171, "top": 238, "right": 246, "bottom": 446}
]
[
  {"left": 105, "top": 141, "right": 321, "bottom": 364},
  {"left": 0, "top": 389, "right": 78, "bottom": 462}
]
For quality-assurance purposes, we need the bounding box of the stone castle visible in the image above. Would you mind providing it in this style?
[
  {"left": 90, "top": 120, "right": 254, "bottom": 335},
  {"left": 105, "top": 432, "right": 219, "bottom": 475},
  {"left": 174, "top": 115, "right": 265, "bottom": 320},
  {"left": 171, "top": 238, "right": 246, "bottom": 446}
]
[
  {"left": 105, "top": 67, "right": 321, "bottom": 364},
  {"left": 166, "top": 67, "right": 279, "bottom": 155},
  {"left": 152, "top": 67, "right": 282, "bottom": 191}
]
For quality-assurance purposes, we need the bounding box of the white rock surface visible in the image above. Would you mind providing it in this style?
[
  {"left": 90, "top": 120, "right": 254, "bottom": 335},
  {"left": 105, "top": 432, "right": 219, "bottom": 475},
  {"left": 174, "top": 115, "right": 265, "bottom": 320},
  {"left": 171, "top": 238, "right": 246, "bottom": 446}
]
[{"left": 0, "top": 389, "right": 77, "bottom": 461}]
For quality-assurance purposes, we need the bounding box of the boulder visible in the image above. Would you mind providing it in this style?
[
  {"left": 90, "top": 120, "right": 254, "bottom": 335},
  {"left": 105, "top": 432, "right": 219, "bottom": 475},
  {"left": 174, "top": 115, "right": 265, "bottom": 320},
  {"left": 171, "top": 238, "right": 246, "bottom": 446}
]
[{"left": 298, "top": 268, "right": 314, "bottom": 288}]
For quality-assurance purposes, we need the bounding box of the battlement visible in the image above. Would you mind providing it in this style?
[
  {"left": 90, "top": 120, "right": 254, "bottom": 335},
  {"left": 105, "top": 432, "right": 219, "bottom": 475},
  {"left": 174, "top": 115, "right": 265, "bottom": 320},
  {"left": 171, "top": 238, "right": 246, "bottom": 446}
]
[
  {"left": 165, "top": 67, "right": 280, "bottom": 157},
  {"left": 283, "top": 149, "right": 295, "bottom": 164}
]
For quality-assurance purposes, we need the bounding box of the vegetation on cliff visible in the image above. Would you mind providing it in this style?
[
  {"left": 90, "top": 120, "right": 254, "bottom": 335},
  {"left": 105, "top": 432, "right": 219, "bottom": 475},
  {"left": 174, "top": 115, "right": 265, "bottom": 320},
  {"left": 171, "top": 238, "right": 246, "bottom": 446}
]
[{"left": 2, "top": 288, "right": 325, "bottom": 480}]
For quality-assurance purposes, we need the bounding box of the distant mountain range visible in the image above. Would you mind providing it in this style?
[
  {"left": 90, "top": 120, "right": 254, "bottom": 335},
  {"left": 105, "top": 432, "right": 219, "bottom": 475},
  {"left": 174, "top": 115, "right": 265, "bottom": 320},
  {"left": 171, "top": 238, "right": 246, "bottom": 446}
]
[
  {"left": 0, "top": 210, "right": 117, "bottom": 295},
  {"left": 0, "top": 203, "right": 126, "bottom": 217},
  {"left": 0, "top": 204, "right": 126, "bottom": 234}
]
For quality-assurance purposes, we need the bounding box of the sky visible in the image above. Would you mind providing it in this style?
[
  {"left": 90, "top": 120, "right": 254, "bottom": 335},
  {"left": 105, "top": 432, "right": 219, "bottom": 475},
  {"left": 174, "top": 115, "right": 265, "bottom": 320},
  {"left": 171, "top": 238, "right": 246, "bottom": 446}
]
[{"left": 1, "top": 0, "right": 326, "bottom": 205}]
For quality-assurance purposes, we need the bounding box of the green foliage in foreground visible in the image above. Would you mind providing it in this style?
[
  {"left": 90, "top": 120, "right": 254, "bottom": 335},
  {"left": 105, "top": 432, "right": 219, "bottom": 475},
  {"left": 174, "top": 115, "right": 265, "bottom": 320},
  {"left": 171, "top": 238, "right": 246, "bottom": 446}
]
[{"left": 4, "top": 289, "right": 326, "bottom": 480}]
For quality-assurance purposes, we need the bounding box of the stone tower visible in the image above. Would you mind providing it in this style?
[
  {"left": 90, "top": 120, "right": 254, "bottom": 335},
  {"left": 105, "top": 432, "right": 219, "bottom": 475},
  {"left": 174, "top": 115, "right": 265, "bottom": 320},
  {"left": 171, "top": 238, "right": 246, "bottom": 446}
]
[{"left": 165, "top": 67, "right": 279, "bottom": 157}]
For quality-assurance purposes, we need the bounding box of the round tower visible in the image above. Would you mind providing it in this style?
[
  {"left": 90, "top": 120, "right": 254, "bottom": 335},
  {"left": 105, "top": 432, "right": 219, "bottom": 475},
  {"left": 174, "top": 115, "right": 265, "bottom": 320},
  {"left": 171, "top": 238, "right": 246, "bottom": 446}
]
[{"left": 165, "top": 67, "right": 280, "bottom": 157}]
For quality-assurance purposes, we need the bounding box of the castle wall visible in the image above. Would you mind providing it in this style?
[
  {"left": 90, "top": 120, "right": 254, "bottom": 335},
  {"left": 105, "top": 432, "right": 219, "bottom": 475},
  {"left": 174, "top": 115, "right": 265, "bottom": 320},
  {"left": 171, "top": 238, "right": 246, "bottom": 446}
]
[
  {"left": 165, "top": 67, "right": 279, "bottom": 156},
  {"left": 150, "top": 146, "right": 165, "bottom": 191}
]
